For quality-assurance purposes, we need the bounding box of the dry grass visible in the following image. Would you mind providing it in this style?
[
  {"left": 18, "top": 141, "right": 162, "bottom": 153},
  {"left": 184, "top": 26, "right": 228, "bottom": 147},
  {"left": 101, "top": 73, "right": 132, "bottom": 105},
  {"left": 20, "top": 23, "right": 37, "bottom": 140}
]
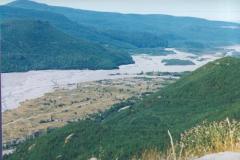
[
  {"left": 133, "top": 118, "right": 240, "bottom": 160},
  {"left": 180, "top": 118, "right": 240, "bottom": 157},
  {"left": 132, "top": 149, "right": 162, "bottom": 160}
]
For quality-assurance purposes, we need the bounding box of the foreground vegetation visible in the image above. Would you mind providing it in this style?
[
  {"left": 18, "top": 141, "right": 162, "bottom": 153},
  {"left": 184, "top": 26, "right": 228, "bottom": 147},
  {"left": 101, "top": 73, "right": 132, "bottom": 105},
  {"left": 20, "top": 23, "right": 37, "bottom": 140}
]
[
  {"left": 5, "top": 57, "right": 240, "bottom": 160},
  {"left": 134, "top": 119, "right": 240, "bottom": 160}
]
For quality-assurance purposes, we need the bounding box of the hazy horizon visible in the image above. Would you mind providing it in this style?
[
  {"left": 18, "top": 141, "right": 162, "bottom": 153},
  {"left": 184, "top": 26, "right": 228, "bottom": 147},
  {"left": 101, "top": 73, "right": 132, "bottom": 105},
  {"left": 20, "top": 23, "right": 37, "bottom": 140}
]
[{"left": 1, "top": 0, "right": 240, "bottom": 23}]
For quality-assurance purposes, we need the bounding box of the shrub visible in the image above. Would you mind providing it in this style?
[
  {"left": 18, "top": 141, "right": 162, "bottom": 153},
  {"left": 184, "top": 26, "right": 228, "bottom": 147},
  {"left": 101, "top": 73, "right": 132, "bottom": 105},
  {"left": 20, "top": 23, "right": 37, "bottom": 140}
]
[{"left": 134, "top": 119, "right": 240, "bottom": 160}]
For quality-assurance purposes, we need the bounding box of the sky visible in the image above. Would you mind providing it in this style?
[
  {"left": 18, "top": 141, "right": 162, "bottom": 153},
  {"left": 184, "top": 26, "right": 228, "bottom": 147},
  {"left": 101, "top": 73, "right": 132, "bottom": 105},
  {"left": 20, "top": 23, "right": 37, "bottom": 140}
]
[{"left": 0, "top": 0, "right": 240, "bottom": 23}]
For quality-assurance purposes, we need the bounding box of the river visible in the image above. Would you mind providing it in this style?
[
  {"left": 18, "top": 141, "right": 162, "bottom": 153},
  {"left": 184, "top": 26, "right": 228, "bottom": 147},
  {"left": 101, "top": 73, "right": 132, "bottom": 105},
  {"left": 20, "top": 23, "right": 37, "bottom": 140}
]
[{"left": 1, "top": 48, "right": 224, "bottom": 111}]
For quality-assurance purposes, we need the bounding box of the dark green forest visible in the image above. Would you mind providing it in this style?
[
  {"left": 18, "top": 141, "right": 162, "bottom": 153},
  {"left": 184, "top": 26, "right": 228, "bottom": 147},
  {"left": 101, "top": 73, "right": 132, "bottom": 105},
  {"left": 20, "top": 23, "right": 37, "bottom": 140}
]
[{"left": 1, "top": 19, "right": 133, "bottom": 72}]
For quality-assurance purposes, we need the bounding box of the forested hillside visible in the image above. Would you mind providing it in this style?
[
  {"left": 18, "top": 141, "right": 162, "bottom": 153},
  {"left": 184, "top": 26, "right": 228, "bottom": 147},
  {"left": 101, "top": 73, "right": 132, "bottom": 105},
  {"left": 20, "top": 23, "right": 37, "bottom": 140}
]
[
  {"left": 1, "top": 19, "right": 133, "bottom": 72},
  {"left": 0, "top": 6, "right": 134, "bottom": 49},
  {"left": 5, "top": 57, "right": 240, "bottom": 160}
]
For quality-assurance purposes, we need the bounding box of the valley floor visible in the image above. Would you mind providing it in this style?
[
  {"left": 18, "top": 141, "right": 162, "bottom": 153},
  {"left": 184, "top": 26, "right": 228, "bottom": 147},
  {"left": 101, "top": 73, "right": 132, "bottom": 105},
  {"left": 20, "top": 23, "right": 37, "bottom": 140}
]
[
  {"left": 2, "top": 48, "right": 221, "bottom": 111},
  {"left": 3, "top": 76, "right": 172, "bottom": 146}
]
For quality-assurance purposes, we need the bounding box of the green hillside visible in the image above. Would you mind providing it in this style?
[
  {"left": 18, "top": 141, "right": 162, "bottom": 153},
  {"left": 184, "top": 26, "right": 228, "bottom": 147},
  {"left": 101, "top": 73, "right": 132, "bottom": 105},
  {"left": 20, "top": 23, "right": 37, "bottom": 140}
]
[
  {"left": 0, "top": 6, "right": 135, "bottom": 49},
  {"left": 7, "top": 0, "right": 240, "bottom": 52},
  {"left": 1, "top": 19, "right": 133, "bottom": 72},
  {"left": 5, "top": 57, "right": 240, "bottom": 160}
]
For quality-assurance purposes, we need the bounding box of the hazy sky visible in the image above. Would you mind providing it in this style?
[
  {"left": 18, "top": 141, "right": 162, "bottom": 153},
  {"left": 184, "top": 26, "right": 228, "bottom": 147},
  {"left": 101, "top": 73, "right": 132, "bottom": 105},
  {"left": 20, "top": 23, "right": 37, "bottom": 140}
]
[{"left": 1, "top": 0, "right": 240, "bottom": 23}]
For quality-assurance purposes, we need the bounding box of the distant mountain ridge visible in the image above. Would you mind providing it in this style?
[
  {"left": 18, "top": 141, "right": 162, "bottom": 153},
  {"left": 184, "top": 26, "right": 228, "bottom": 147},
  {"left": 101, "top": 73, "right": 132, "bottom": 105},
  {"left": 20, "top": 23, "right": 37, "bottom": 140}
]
[
  {"left": 6, "top": 0, "right": 240, "bottom": 52},
  {"left": 0, "top": 6, "right": 129, "bottom": 48},
  {"left": 5, "top": 57, "right": 240, "bottom": 160}
]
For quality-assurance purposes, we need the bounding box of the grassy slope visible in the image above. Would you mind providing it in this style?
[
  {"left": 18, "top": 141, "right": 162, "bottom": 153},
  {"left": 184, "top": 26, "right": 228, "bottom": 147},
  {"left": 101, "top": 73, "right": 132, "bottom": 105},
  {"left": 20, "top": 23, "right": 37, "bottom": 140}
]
[
  {"left": 6, "top": 57, "right": 240, "bottom": 160},
  {"left": 1, "top": 19, "right": 133, "bottom": 72}
]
